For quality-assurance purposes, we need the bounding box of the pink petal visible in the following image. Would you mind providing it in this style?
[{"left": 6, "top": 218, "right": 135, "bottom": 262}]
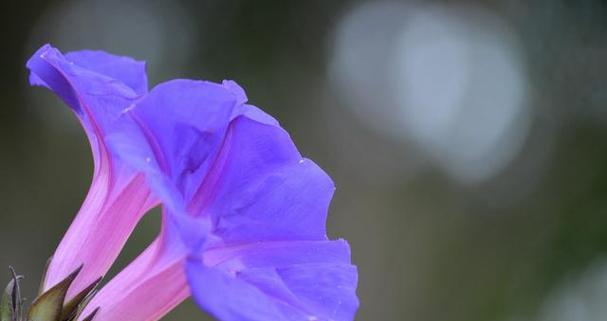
[{"left": 80, "top": 237, "right": 189, "bottom": 321}]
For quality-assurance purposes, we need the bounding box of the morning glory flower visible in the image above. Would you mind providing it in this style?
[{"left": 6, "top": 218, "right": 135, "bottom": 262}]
[
  {"left": 181, "top": 119, "right": 360, "bottom": 321},
  {"left": 26, "top": 44, "right": 158, "bottom": 300},
  {"left": 26, "top": 44, "right": 359, "bottom": 321}
]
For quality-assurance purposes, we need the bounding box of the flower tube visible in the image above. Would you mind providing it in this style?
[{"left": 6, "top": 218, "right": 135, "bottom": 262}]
[{"left": 26, "top": 45, "right": 157, "bottom": 299}]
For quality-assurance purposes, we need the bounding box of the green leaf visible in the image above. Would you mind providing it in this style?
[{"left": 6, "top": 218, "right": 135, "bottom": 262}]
[
  {"left": 60, "top": 277, "right": 101, "bottom": 321},
  {"left": 27, "top": 266, "right": 81, "bottom": 321}
]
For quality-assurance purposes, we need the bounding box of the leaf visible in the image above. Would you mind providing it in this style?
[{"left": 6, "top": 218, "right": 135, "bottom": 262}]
[
  {"left": 60, "top": 277, "right": 101, "bottom": 321},
  {"left": 27, "top": 266, "right": 81, "bottom": 321}
]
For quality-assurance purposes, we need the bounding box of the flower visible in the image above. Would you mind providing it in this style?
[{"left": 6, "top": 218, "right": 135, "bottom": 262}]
[
  {"left": 27, "top": 45, "right": 157, "bottom": 300},
  {"left": 27, "top": 44, "right": 359, "bottom": 321}
]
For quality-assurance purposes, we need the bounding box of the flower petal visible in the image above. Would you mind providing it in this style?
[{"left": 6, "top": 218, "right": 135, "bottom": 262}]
[
  {"left": 187, "top": 240, "right": 359, "bottom": 321},
  {"left": 83, "top": 80, "right": 244, "bottom": 320},
  {"left": 106, "top": 79, "right": 242, "bottom": 211},
  {"left": 26, "top": 44, "right": 154, "bottom": 298},
  {"left": 64, "top": 49, "right": 148, "bottom": 96},
  {"left": 79, "top": 237, "right": 189, "bottom": 321},
  {"left": 191, "top": 115, "right": 333, "bottom": 246},
  {"left": 203, "top": 239, "right": 352, "bottom": 268},
  {"left": 181, "top": 115, "right": 358, "bottom": 320}
]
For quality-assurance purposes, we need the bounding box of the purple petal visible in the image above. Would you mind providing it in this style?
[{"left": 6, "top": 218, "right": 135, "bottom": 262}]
[
  {"left": 222, "top": 80, "right": 248, "bottom": 105},
  {"left": 106, "top": 79, "right": 242, "bottom": 210},
  {"left": 203, "top": 239, "right": 352, "bottom": 268},
  {"left": 192, "top": 116, "right": 333, "bottom": 246},
  {"left": 181, "top": 115, "right": 357, "bottom": 320},
  {"left": 234, "top": 104, "right": 280, "bottom": 126},
  {"left": 27, "top": 45, "right": 140, "bottom": 130},
  {"left": 187, "top": 264, "right": 291, "bottom": 321},
  {"left": 103, "top": 78, "right": 246, "bottom": 265},
  {"left": 187, "top": 240, "right": 359, "bottom": 321},
  {"left": 64, "top": 49, "right": 148, "bottom": 95},
  {"left": 26, "top": 44, "right": 155, "bottom": 298}
]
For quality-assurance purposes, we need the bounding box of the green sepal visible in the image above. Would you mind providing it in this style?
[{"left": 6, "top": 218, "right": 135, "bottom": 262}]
[
  {"left": 1, "top": 279, "right": 16, "bottom": 321},
  {"left": 1, "top": 267, "right": 23, "bottom": 321},
  {"left": 78, "top": 308, "right": 98, "bottom": 321},
  {"left": 27, "top": 266, "right": 81, "bottom": 321},
  {"left": 60, "top": 277, "right": 101, "bottom": 321},
  {"left": 37, "top": 258, "right": 52, "bottom": 296},
  {"left": 0, "top": 281, "right": 11, "bottom": 321},
  {"left": 66, "top": 288, "right": 98, "bottom": 321}
]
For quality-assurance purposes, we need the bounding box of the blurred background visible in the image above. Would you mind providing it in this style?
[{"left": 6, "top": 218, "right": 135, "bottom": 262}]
[{"left": 1, "top": 0, "right": 607, "bottom": 320}]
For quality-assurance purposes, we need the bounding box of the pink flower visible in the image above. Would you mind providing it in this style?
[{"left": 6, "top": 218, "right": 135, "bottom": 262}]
[{"left": 27, "top": 45, "right": 158, "bottom": 300}]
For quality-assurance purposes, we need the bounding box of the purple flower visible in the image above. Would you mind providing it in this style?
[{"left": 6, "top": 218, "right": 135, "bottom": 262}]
[{"left": 27, "top": 44, "right": 359, "bottom": 321}]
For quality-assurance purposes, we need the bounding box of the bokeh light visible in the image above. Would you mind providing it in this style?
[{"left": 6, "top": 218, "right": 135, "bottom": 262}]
[
  {"left": 394, "top": 5, "right": 530, "bottom": 184},
  {"left": 525, "top": 260, "right": 607, "bottom": 321},
  {"left": 330, "top": 2, "right": 531, "bottom": 184}
]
